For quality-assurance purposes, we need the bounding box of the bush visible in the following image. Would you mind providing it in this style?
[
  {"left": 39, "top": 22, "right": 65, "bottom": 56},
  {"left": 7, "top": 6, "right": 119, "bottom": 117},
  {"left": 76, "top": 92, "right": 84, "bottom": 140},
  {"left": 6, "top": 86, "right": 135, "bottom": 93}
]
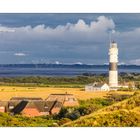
[
  {"left": 58, "top": 118, "right": 72, "bottom": 125},
  {"left": 57, "top": 98, "right": 113, "bottom": 121},
  {"left": 66, "top": 110, "right": 140, "bottom": 127}
]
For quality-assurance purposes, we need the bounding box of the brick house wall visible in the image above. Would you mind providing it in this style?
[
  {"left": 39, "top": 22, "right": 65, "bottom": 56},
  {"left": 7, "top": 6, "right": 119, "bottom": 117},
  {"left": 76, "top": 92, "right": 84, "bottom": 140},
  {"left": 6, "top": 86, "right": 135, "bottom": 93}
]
[
  {"left": 0, "top": 106, "right": 5, "bottom": 113},
  {"left": 22, "top": 108, "right": 42, "bottom": 117},
  {"left": 51, "top": 107, "right": 61, "bottom": 115},
  {"left": 40, "top": 112, "right": 50, "bottom": 116}
]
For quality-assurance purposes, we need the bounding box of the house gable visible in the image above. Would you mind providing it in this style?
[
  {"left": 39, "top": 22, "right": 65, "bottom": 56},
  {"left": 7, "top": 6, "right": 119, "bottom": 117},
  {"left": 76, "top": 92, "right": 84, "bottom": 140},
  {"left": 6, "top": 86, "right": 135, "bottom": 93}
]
[{"left": 22, "top": 107, "right": 41, "bottom": 117}]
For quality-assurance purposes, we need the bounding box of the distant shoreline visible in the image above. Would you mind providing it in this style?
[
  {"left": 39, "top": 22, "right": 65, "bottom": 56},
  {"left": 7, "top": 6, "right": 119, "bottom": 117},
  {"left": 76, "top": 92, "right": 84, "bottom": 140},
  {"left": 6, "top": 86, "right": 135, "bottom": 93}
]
[
  {"left": 0, "top": 64, "right": 139, "bottom": 77},
  {"left": 0, "top": 63, "right": 140, "bottom": 68}
]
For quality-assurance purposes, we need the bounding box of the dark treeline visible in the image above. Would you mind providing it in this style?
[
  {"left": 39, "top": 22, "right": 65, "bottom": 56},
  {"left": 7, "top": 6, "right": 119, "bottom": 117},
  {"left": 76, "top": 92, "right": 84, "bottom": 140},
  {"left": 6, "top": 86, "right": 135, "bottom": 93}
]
[
  {"left": 0, "top": 64, "right": 140, "bottom": 69},
  {"left": 0, "top": 73, "right": 139, "bottom": 87},
  {"left": 0, "top": 76, "right": 107, "bottom": 86}
]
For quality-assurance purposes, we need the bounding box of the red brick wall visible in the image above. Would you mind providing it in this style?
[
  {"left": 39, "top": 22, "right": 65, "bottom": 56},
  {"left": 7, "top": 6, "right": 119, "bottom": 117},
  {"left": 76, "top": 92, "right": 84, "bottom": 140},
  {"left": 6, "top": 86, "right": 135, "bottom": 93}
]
[
  {"left": 0, "top": 107, "right": 5, "bottom": 113},
  {"left": 22, "top": 108, "right": 42, "bottom": 117},
  {"left": 40, "top": 112, "right": 50, "bottom": 116},
  {"left": 51, "top": 107, "right": 61, "bottom": 115}
]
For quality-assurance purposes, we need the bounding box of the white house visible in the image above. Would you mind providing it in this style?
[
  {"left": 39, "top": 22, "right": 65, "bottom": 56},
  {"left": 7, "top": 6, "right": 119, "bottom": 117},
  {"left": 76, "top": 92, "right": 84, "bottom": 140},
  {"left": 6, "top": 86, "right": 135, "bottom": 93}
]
[{"left": 85, "top": 83, "right": 110, "bottom": 92}]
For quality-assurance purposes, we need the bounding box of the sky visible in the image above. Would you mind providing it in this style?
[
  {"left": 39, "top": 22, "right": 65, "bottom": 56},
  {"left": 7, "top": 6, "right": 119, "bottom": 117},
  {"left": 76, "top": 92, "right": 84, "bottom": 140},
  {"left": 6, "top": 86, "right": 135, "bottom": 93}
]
[{"left": 0, "top": 13, "right": 140, "bottom": 65}]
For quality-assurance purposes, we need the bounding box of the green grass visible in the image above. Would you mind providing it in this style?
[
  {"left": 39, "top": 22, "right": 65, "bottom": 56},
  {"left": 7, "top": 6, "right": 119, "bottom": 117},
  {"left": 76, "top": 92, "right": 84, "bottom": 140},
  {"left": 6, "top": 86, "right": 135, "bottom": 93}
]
[
  {"left": 63, "top": 93, "right": 140, "bottom": 127},
  {"left": 0, "top": 82, "right": 85, "bottom": 88},
  {"left": 0, "top": 113, "right": 58, "bottom": 127}
]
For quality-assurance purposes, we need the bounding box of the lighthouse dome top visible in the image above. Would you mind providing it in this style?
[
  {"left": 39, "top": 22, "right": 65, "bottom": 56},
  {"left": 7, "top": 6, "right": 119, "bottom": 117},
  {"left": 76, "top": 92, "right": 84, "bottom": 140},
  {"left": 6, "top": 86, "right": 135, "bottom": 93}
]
[
  {"left": 112, "top": 40, "right": 116, "bottom": 44},
  {"left": 110, "top": 40, "right": 118, "bottom": 48}
]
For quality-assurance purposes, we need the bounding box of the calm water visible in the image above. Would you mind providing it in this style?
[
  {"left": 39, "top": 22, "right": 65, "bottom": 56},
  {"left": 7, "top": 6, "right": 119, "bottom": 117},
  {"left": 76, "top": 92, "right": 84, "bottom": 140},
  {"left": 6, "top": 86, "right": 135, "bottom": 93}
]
[{"left": 0, "top": 64, "right": 139, "bottom": 77}]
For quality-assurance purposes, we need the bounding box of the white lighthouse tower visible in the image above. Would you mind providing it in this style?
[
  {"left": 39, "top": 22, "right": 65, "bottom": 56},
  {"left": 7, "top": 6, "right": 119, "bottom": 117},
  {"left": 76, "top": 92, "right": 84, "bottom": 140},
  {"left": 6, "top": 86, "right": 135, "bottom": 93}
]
[{"left": 109, "top": 41, "right": 118, "bottom": 87}]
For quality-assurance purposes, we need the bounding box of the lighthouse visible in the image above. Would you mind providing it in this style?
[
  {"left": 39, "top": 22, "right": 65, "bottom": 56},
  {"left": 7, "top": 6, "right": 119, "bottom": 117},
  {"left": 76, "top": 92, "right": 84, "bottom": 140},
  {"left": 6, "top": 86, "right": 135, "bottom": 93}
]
[{"left": 109, "top": 41, "right": 118, "bottom": 87}]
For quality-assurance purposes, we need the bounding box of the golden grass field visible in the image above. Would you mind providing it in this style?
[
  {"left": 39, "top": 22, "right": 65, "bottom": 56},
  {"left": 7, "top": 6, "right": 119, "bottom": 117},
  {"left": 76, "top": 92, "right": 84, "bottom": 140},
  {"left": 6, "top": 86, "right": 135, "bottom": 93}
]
[{"left": 0, "top": 86, "right": 135, "bottom": 101}]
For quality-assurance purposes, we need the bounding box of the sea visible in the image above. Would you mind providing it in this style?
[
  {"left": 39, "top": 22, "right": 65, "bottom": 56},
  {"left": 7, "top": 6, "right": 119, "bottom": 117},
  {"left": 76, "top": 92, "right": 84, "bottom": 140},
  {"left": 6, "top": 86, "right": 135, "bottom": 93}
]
[{"left": 0, "top": 64, "right": 139, "bottom": 77}]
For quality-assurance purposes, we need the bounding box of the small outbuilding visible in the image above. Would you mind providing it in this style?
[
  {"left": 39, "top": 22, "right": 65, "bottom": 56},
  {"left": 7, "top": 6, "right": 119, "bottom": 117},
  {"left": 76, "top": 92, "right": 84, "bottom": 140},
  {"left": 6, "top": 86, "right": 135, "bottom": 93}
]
[{"left": 85, "top": 83, "right": 110, "bottom": 92}]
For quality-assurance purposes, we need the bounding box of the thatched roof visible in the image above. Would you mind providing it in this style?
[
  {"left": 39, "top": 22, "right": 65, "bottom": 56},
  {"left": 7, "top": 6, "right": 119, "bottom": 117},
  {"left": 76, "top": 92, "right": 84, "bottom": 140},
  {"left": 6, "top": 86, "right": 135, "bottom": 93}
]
[
  {"left": 10, "top": 97, "right": 43, "bottom": 101},
  {"left": 10, "top": 100, "right": 62, "bottom": 115}
]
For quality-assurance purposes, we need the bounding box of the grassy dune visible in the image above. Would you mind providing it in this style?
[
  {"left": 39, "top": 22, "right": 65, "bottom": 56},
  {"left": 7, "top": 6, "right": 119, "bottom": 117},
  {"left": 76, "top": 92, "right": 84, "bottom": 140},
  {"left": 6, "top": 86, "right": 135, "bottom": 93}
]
[
  {"left": 63, "top": 93, "right": 140, "bottom": 127},
  {"left": 0, "top": 86, "right": 134, "bottom": 101}
]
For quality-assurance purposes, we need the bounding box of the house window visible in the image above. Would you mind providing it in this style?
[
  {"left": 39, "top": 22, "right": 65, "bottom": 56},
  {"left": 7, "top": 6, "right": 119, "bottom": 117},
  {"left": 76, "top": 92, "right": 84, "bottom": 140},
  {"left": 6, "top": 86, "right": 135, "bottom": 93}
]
[
  {"left": 44, "top": 106, "right": 48, "bottom": 109},
  {"left": 68, "top": 98, "right": 74, "bottom": 102},
  {"left": 9, "top": 106, "right": 14, "bottom": 109}
]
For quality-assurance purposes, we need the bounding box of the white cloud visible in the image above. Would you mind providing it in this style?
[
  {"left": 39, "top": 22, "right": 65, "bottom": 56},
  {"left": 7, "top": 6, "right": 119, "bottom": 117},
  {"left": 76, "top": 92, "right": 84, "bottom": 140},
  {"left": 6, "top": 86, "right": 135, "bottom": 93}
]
[
  {"left": 129, "top": 59, "right": 140, "bottom": 65},
  {"left": 90, "top": 16, "right": 115, "bottom": 31},
  {"left": 55, "top": 61, "right": 62, "bottom": 64},
  {"left": 74, "top": 62, "right": 83, "bottom": 65},
  {"left": 0, "top": 16, "right": 115, "bottom": 42},
  {"left": 14, "top": 53, "right": 26, "bottom": 56},
  {"left": 0, "top": 26, "right": 15, "bottom": 32},
  {"left": 118, "top": 62, "right": 126, "bottom": 65},
  {"left": 0, "top": 15, "right": 139, "bottom": 64}
]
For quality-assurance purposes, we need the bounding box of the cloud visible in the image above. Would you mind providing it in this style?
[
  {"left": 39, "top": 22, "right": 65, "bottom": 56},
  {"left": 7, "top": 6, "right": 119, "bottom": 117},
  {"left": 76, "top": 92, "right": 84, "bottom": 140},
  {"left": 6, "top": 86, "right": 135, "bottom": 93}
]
[
  {"left": 0, "top": 16, "right": 115, "bottom": 43},
  {"left": 14, "top": 53, "right": 26, "bottom": 56},
  {"left": 0, "top": 26, "right": 15, "bottom": 32},
  {"left": 129, "top": 59, "right": 140, "bottom": 65},
  {"left": 55, "top": 61, "right": 62, "bottom": 64},
  {"left": 0, "top": 15, "right": 139, "bottom": 64}
]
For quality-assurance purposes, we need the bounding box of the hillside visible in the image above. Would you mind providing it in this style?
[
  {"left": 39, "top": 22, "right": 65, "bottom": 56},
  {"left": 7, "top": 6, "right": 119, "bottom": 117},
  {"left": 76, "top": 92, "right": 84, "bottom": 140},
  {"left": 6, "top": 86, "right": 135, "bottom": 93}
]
[
  {"left": 0, "top": 113, "right": 59, "bottom": 127},
  {"left": 64, "top": 93, "right": 140, "bottom": 127},
  {"left": 0, "top": 91, "right": 139, "bottom": 127}
]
